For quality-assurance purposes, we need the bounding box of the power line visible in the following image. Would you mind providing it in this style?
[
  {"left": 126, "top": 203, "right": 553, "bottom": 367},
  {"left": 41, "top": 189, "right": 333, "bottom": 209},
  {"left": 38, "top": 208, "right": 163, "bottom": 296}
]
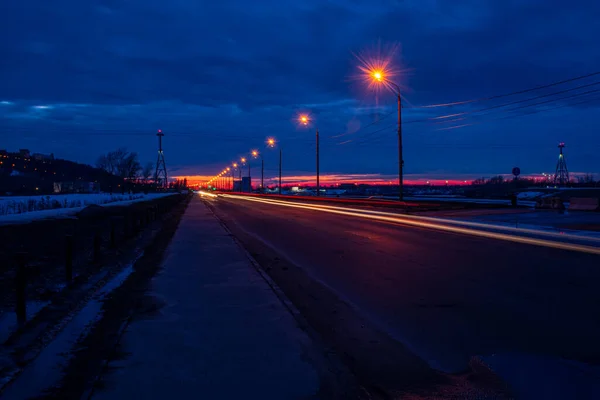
[
  {"left": 430, "top": 81, "right": 600, "bottom": 121},
  {"left": 332, "top": 78, "right": 600, "bottom": 146},
  {"left": 334, "top": 92, "right": 600, "bottom": 148},
  {"left": 435, "top": 90, "right": 600, "bottom": 131},
  {"left": 405, "top": 71, "right": 600, "bottom": 109}
]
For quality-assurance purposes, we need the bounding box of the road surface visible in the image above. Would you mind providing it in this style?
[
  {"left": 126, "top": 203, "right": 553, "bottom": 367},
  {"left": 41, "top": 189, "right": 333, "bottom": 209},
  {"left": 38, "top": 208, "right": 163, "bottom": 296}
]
[{"left": 205, "top": 193, "right": 600, "bottom": 398}]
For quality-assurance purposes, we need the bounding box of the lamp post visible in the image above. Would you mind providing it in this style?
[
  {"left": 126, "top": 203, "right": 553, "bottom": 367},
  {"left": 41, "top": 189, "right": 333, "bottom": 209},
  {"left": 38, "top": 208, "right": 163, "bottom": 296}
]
[
  {"left": 366, "top": 69, "right": 403, "bottom": 201},
  {"left": 226, "top": 167, "right": 231, "bottom": 191},
  {"left": 266, "top": 137, "right": 282, "bottom": 195},
  {"left": 232, "top": 162, "right": 238, "bottom": 192},
  {"left": 240, "top": 157, "right": 246, "bottom": 192},
  {"left": 252, "top": 150, "right": 263, "bottom": 192},
  {"left": 298, "top": 114, "right": 320, "bottom": 196}
]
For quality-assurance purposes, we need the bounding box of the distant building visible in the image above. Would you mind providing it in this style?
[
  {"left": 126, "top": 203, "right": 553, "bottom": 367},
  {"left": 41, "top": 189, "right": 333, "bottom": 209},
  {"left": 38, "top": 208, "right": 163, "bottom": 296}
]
[
  {"left": 233, "top": 177, "right": 253, "bottom": 192},
  {"left": 339, "top": 183, "right": 358, "bottom": 193},
  {"left": 19, "top": 149, "right": 31, "bottom": 158}
]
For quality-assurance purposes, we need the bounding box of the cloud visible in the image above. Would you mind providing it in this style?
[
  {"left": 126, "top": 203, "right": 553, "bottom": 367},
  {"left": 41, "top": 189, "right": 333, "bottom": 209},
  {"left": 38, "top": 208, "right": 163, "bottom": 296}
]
[{"left": 1, "top": 0, "right": 599, "bottom": 176}]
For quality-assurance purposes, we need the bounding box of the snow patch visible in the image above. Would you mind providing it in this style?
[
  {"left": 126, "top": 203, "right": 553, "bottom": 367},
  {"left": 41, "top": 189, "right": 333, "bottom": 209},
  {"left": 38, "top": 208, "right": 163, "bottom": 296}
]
[{"left": 0, "top": 193, "right": 177, "bottom": 225}]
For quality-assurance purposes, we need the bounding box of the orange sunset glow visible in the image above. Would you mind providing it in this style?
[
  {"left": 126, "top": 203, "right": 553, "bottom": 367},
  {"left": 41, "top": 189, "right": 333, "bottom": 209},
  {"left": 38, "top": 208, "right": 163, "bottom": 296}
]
[{"left": 174, "top": 174, "right": 479, "bottom": 187}]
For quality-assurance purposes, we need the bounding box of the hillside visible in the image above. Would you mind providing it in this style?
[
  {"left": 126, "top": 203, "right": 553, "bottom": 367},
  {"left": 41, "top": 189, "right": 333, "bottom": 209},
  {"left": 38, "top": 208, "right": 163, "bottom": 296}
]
[{"left": 0, "top": 150, "right": 123, "bottom": 195}]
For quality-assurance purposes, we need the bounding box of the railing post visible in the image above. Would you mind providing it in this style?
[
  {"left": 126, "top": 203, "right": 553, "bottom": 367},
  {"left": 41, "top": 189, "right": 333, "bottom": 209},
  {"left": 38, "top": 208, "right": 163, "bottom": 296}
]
[
  {"left": 123, "top": 214, "right": 129, "bottom": 238},
  {"left": 65, "top": 234, "right": 73, "bottom": 283},
  {"left": 15, "top": 252, "right": 27, "bottom": 325},
  {"left": 93, "top": 231, "right": 101, "bottom": 261},
  {"left": 110, "top": 218, "right": 117, "bottom": 248}
]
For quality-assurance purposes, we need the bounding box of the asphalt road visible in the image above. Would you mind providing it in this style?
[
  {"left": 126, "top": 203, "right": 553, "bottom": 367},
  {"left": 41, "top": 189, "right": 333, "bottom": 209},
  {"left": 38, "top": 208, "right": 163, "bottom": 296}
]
[{"left": 208, "top": 195, "right": 600, "bottom": 397}]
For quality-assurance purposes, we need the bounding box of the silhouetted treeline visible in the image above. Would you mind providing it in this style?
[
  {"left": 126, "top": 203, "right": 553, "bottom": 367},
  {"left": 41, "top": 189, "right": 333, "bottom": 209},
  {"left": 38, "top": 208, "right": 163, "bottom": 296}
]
[{"left": 465, "top": 174, "right": 599, "bottom": 198}]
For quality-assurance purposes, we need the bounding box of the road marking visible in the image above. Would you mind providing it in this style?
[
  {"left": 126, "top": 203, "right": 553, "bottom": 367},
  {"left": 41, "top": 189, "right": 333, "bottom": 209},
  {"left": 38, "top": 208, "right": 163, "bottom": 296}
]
[{"left": 220, "top": 195, "right": 600, "bottom": 255}]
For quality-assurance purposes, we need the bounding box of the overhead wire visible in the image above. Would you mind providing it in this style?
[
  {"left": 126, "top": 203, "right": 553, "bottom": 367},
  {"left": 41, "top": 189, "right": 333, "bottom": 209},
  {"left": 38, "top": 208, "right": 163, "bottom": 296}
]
[{"left": 404, "top": 71, "right": 600, "bottom": 108}]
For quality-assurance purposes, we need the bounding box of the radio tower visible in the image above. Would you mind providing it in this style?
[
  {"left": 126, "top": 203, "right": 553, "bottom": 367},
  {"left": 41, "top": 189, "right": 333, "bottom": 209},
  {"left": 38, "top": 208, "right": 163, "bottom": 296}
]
[
  {"left": 154, "top": 129, "right": 168, "bottom": 188},
  {"left": 553, "top": 142, "right": 569, "bottom": 186}
]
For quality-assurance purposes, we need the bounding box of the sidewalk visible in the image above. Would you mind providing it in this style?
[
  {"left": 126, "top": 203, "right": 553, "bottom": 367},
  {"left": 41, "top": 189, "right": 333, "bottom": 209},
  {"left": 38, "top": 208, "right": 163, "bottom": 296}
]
[{"left": 90, "top": 198, "right": 321, "bottom": 399}]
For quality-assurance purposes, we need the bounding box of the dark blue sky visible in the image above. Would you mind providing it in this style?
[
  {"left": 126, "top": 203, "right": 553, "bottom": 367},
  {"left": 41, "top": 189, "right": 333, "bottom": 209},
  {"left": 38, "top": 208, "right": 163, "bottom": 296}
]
[{"left": 1, "top": 0, "right": 599, "bottom": 182}]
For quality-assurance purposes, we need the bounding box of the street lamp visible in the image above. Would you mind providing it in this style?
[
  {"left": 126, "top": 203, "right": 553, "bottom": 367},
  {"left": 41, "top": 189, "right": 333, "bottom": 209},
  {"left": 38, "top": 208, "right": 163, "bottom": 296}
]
[
  {"left": 226, "top": 167, "right": 231, "bottom": 191},
  {"left": 240, "top": 157, "right": 247, "bottom": 192},
  {"left": 252, "top": 150, "right": 263, "bottom": 192},
  {"left": 363, "top": 66, "right": 404, "bottom": 201},
  {"left": 232, "top": 162, "right": 238, "bottom": 192},
  {"left": 267, "top": 137, "right": 282, "bottom": 195},
  {"left": 298, "top": 114, "right": 320, "bottom": 196}
]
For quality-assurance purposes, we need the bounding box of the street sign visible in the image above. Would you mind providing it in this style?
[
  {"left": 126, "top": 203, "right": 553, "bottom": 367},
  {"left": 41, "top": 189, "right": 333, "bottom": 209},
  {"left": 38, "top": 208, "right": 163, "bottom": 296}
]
[{"left": 512, "top": 167, "right": 521, "bottom": 177}]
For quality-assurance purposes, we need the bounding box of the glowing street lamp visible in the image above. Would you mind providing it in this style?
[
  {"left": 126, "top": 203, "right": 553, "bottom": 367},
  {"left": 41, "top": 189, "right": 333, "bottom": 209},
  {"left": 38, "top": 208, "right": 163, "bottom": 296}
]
[
  {"left": 226, "top": 167, "right": 231, "bottom": 190},
  {"left": 297, "top": 113, "right": 320, "bottom": 196},
  {"left": 360, "top": 60, "right": 405, "bottom": 201},
  {"left": 252, "top": 150, "right": 264, "bottom": 191},
  {"left": 266, "top": 137, "right": 282, "bottom": 194},
  {"left": 237, "top": 157, "right": 248, "bottom": 192}
]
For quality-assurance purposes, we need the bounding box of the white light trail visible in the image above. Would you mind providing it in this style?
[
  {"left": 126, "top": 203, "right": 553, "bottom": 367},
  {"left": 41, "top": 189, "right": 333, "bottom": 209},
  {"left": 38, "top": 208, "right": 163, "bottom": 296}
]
[
  {"left": 198, "top": 190, "right": 217, "bottom": 198},
  {"left": 221, "top": 195, "right": 600, "bottom": 255}
]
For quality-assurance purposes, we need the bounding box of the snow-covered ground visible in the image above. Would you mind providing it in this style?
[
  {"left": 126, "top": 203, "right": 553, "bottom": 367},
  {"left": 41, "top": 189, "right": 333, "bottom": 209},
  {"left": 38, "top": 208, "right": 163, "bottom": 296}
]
[
  {"left": 516, "top": 191, "right": 545, "bottom": 200},
  {"left": 0, "top": 193, "right": 177, "bottom": 225}
]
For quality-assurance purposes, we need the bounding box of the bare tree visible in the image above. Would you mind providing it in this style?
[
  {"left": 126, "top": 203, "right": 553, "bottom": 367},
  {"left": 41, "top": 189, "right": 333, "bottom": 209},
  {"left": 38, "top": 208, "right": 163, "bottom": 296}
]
[
  {"left": 97, "top": 148, "right": 141, "bottom": 180},
  {"left": 577, "top": 173, "right": 596, "bottom": 185},
  {"left": 96, "top": 154, "right": 115, "bottom": 175},
  {"left": 142, "top": 162, "right": 154, "bottom": 183},
  {"left": 121, "top": 152, "right": 141, "bottom": 180}
]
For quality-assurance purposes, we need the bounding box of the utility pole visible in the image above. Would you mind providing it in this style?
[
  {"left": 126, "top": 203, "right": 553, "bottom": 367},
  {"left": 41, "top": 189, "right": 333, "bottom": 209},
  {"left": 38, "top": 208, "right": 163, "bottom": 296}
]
[
  {"left": 397, "top": 94, "right": 403, "bottom": 201},
  {"left": 316, "top": 128, "right": 320, "bottom": 196},
  {"left": 279, "top": 149, "right": 282, "bottom": 195},
  {"left": 261, "top": 158, "right": 264, "bottom": 193},
  {"left": 154, "top": 129, "right": 168, "bottom": 188},
  {"left": 239, "top": 167, "right": 242, "bottom": 192}
]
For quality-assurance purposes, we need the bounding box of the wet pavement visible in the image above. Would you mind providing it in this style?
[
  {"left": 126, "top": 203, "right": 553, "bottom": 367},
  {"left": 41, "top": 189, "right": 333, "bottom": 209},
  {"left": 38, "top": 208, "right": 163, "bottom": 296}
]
[{"left": 89, "top": 199, "right": 322, "bottom": 399}]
